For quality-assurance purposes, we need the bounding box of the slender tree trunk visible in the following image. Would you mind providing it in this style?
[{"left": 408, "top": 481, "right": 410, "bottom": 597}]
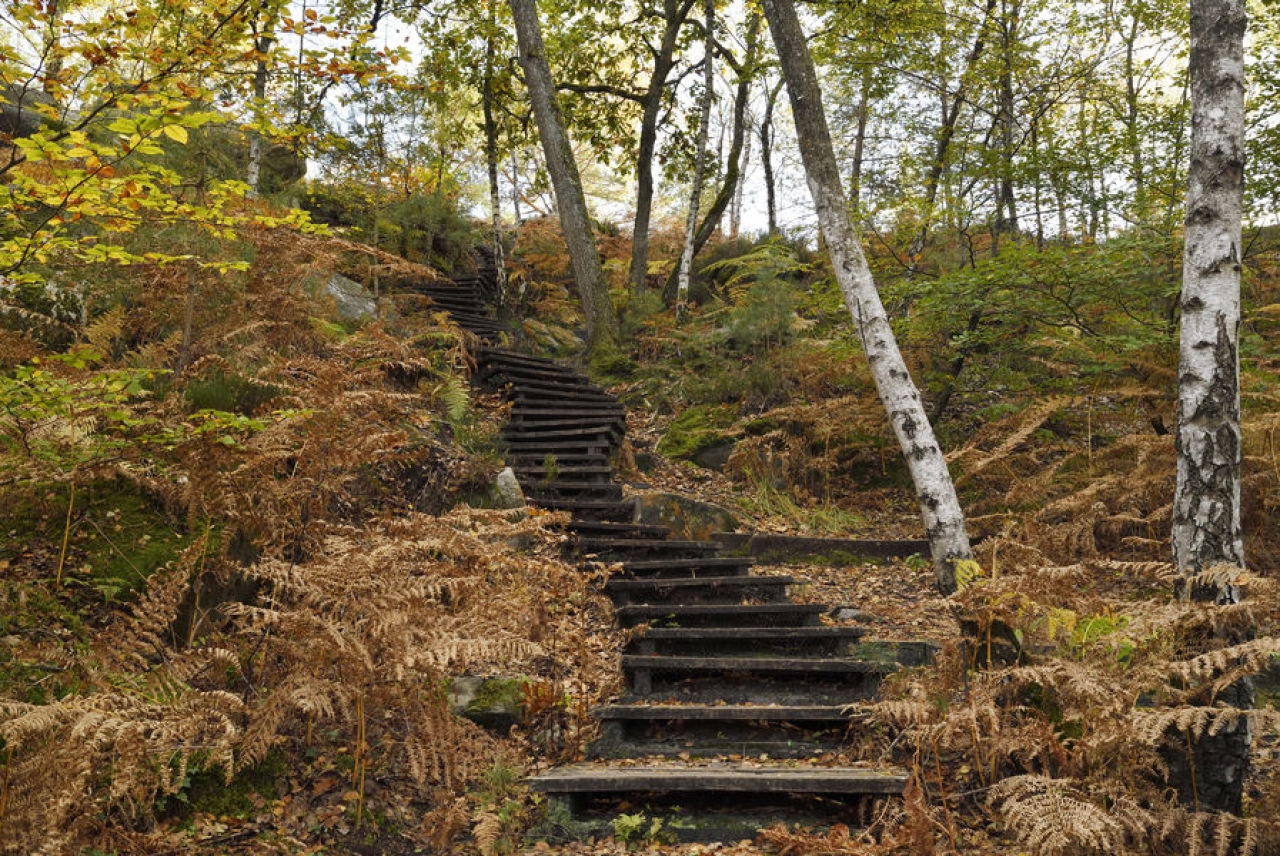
[
  {"left": 848, "top": 64, "right": 873, "bottom": 216},
  {"left": 510, "top": 148, "right": 524, "bottom": 224},
  {"left": 662, "top": 12, "right": 760, "bottom": 303},
  {"left": 731, "top": 109, "right": 751, "bottom": 238},
  {"left": 629, "top": 0, "right": 698, "bottom": 292},
  {"left": 509, "top": 0, "right": 618, "bottom": 351},
  {"left": 909, "top": 0, "right": 998, "bottom": 265},
  {"left": 760, "top": 78, "right": 782, "bottom": 236},
  {"left": 1168, "top": 0, "right": 1250, "bottom": 815},
  {"left": 761, "top": 0, "right": 972, "bottom": 593},
  {"left": 1123, "top": 10, "right": 1146, "bottom": 220},
  {"left": 483, "top": 13, "right": 508, "bottom": 307},
  {"left": 246, "top": 7, "right": 277, "bottom": 197},
  {"left": 994, "top": 0, "right": 1019, "bottom": 235},
  {"left": 675, "top": 0, "right": 715, "bottom": 314}
]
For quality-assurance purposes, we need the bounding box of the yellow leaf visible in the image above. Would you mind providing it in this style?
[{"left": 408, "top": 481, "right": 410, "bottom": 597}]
[
  {"left": 66, "top": 146, "right": 93, "bottom": 158},
  {"left": 163, "top": 124, "right": 188, "bottom": 144}
]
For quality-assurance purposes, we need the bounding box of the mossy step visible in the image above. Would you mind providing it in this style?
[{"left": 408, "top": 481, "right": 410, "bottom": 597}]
[
  {"left": 604, "top": 575, "right": 797, "bottom": 606},
  {"left": 615, "top": 603, "right": 825, "bottom": 628}
]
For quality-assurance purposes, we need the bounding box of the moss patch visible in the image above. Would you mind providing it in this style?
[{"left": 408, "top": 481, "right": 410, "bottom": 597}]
[{"left": 656, "top": 405, "right": 739, "bottom": 461}]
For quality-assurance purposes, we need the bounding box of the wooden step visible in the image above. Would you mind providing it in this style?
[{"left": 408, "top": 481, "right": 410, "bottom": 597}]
[
  {"left": 630, "top": 626, "right": 868, "bottom": 656},
  {"left": 614, "top": 603, "right": 826, "bottom": 628},
  {"left": 562, "top": 520, "right": 672, "bottom": 539},
  {"left": 577, "top": 537, "right": 721, "bottom": 557},
  {"left": 531, "top": 498, "right": 634, "bottom": 521},
  {"left": 604, "top": 575, "right": 797, "bottom": 606},
  {"left": 617, "top": 556, "right": 754, "bottom": 578},
  {"left": 622, "top": 655, "right": 891, "bottom": 701},
  {"left": 525, "top": 482, "right": 624, "bottom": 502},
  {"left": 515, "top": 464, "right": 614, "bottom": 479},
  {"left": 589, "top": 703, "right": 858, "bottom": 759},
  {"left": 530, "top": 762, "right": 907, "bottom": 797}
]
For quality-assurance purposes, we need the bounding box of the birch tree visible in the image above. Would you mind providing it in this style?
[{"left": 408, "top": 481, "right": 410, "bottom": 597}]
[
  {"left": 1173, "top": 0, "right": 1246, "bottom": 582},
  {"left": 1167, "top": 0, "right": 1251, "bottom": 815},
  {"left": 508, "top": 0, "right": 619, "bottom": 351},
  {"left": 760, "top": 0, "right": 973, "bottom": 593}
]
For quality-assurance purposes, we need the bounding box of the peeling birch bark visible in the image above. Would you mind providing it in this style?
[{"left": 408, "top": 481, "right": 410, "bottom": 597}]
[
  {"left": 1174, "top": 0, "right": 1246, "bottom": 580},
  {"left": 760, "top": 0, "right": 972, "bottom": 593}
]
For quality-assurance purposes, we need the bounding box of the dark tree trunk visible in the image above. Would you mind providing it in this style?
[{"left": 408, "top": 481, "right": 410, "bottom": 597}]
[
  {"left": 628, "top": 0, "right": 698, "bottom": 292},
  {"left": 509, "top": 0, "right": 618, "bottom": 351}
]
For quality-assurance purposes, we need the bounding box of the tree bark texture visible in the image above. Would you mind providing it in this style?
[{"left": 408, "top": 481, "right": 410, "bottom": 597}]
[
  {"left": 1166, "top": 0, "right": 1250, "bottom": 816},
  {"left": 628, "top": 0, "right": 697, "bottom": 292},
  {"left": 483, "top": 18, "right": 508, "bottom": 308},
  {"left": 509, "top": 0, "right": 618, "bottom": 350},
  {"left": 675, "top": 0, "right": 715, "bottom": 313},
  {"left": 662, "top": 13, "right": 760, "bottom": 303},
  {"left": 1174, "top": 0, "right": 1246, "bottom": 576},
  {"left": 761, "top": 0, "right": 972, "bottom": 593}
]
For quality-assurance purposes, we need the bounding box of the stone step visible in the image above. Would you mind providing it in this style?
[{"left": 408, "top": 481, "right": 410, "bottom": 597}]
[
  {"left": 617, "top": 556, "right": 755, "bottom": 578},
  {"left": 614, "top": 603, "right": 826, "bottom": 629},
  {"left": 604, "top": 575, "right": 797, "bottom": 606}
]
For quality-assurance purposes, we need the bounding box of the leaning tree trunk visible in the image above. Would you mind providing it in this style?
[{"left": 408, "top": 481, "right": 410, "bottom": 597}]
[
  {"left": 1167, "top": 0, "right": 1251, "bottom": 816},
  {"left": 509, "top": 0, "right": 618, "bottom": 351},
  {"left": 674, "top": 0, "right": 715, "bottom": 314},
  {"left": 760, "top": 0, "right": 972, "bottom": 593}
]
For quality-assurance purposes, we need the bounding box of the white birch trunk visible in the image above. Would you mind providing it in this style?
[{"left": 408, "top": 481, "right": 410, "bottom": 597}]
[
  {"left": 1174, "top": 0, "right": 1246, "bottom": 583},
  {"left": 761, "top": 0, "right": 972, "bottom": 592}
]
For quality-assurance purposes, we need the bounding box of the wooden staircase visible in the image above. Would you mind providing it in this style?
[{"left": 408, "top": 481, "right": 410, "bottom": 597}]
[{"left": 403, "top": 255, "right": 921, "bottom": 841}]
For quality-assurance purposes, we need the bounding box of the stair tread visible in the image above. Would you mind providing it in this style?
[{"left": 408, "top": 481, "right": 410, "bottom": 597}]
[
  {"left": 638, "top": 626, "right": 867, "bottom": 640},
  {"left": 580, "top": 538, "right": 720, "bottom": 553},
  {"left": 593, "top": 703, "right": 856, "bottom": 720},
  {"left": 606, "top": 575, "right": 797, "bottom": 591},
  {"left": 621, "top": 655, "right": 894, "bottom": 673},
  {"left": 621, "top": 557, "right": 754, "bottom": 572},
  {"left": 529, "top": 762, "right": 907, "bottom": 794}
]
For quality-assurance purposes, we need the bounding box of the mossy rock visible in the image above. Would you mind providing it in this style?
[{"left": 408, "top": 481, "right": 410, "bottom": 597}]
[{"left": 656, "top": 405, "right": 739, "bottom": 468}]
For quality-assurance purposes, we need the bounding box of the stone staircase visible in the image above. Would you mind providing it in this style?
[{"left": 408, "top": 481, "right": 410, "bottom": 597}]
[{"left": 402, "top": 255, "right": 921, "bottom": 841}]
